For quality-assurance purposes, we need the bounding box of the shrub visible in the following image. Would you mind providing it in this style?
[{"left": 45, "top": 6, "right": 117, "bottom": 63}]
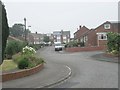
[
  {"left": 27, "top": 56, "right": 45, "bottom": 68},
  {"left": 14, "top": 54, "right": 45, "bottom": 69},
  {"left": 5, "top": 41, "right": 15, "bottom": 58},
  {"left": 5, "top": 41, "right": 27, "bottom": 59},
  {"left": 111, "top": 50, "right": 119, "bottom": 55},
  {"left": 18, "top": 57, "right": 29, "bottom": 69},
  {"left": 22, "top": 46, "right": 36, "bottom": 56},
  {"left": 14, "top": 46, "right": 44, "bottom": 69},
  {"left": 107, "top": 32, "right": 120, "bottom": 55},
  {"left": 29, "top": 44, "right": 41, "bottom": 50},
  {"left": 80, "top": 41, "right": 85, "bottom": 47},
  {"left": 33, "top": 57, "right": 45, "bottom": 65},
  {"left": 67, "top": 40, "right": 78, "bottom": 47},
  {"left": 12, "top": 53, "right": 22, "bottom": 64}
]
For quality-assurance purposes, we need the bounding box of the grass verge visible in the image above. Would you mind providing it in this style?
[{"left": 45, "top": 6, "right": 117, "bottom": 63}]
[{"left": 0, "top": 60, "right": 17, "bottom": 71}]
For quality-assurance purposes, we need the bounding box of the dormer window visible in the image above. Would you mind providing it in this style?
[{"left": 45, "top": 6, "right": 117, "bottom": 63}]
[{"left": 104, "top": 24, "right": 111, "bottom": 29}]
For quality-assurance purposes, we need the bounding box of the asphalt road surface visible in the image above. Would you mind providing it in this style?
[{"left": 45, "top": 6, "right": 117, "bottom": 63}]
[
  {"left": 3, "top": 46, "right": 118, "bottom": 88},
  {"left": 36, "top": 46, "right": 118, "bottom": 88}
]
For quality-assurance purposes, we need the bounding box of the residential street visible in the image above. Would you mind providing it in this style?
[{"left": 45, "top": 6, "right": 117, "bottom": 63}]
[
  {"left": 3, "top": 46, "right": 118, "bottom": 88},
  {"left": 1, "top": 1, "right": 119, "bottom": 89},
  {"left": 37, "top": 46, "right": 118, "bottom": 88}
]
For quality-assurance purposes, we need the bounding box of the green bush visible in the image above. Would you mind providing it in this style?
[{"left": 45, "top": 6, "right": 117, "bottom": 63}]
[
  {"left": 107, "top": 32, "right": 120, "bottom": 55},
  {"left": 80, "top": 42, "right": 85, "bottom": 47},
  {"left": 18, "top": 57, "right": 29, "bottom": 69},
  {"left": 22, "top": 46, "right": 36, "bottom": 56},
  {"left": 13, "top": 44, "right": 44, "bottom": 69},
  {"left": 27, "top": 56, "right": 45, "bottom": 68},
  {"left": 12, "top": 53, "right": 22, "bottom": 64},
  {"left": 34, "top": 57, "right": 45, "bottom": 65},
  {"left": 14, "top": 54, "right": 45, "bottom": 69},
  {"left": 111, "top": 50, "right": 119, "bottom": 55},
  {"left": 29, "top": 44, "right": 41, "bottom": 50},
  {"left": 5, "top": 41, "right": 27, "bottom": 59},
  {"left": 67, "top": 40, "right": 78, "bottom": 47}
]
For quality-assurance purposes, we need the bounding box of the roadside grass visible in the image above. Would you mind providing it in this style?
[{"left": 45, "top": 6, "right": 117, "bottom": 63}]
[{"left": 0, "top": 60, "right": 17, "bottom": 71}]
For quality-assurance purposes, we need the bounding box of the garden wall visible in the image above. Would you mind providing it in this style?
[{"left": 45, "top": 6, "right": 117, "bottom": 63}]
[
  {"left": 65, "top": 46, "right": 106, "bottom": 52},
  {"left": 1, "top": 64, "right": 44, "bottom": 82}
]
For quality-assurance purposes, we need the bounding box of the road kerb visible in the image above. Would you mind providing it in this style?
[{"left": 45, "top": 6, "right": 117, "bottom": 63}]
[{"left": 36, "top": 65, "right": 72, "bottom": 88}]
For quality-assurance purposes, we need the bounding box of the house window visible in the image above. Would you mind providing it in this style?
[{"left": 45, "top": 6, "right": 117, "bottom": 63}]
[
  {"left": 80, "top": 38, "right": 84, "bottom": 42},
  {"left": 104, "top": 24, "right": 110, "bottom": 29},
  {"left": 57, "top": 36, "right": 60, "bottom": 39},
  {"left": 63, "top": 36, "right": 66, "bottom": 39},
  {"left": 84, "top": 35, "right": 88, "bottom": 42},
  {"left": 98, "top": 34, "right": 107, "bottom": 40}
]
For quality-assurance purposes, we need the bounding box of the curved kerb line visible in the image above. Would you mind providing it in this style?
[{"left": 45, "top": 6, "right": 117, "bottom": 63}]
[{"left": 35, "top": 65, "right": 72, "bottom": 89}]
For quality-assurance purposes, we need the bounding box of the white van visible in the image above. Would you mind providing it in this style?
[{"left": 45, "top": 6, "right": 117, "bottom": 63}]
[{"left": 54, "top": 42, "right": 62, "bottom": 51}]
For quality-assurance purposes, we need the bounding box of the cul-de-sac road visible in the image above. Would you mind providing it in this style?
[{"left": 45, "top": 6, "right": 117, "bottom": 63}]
[{"left": 3, "top": 46, "right": 118, "bottom": 88}]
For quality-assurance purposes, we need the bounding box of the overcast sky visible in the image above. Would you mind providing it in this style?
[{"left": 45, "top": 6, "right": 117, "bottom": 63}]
[{"left": 2, "top": 0, "right": 119, "bottom": 37}]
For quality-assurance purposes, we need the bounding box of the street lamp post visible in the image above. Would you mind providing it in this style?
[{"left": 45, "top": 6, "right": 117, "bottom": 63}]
[
  {"left": 24, "top": 18, "right": 27, "bottom": 42},
  {"left": 28, "top": 25, "right": 31, "bottom": 45}
]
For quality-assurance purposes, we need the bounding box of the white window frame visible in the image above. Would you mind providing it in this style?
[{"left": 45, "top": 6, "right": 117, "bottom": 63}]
[
  {"left": 104, "top": 24, "right": 111, "bottom": 29},
  {"left": 97, "top": 32, "right": 107, "bottom": 40},
  {"left": 80, "top": 38, "right": 84, "bottom": 42}
]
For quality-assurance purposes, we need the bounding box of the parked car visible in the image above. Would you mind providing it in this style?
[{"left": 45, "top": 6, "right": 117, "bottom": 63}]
[{"left": 54, "top": 42, "right": 62, "bottom": 51}]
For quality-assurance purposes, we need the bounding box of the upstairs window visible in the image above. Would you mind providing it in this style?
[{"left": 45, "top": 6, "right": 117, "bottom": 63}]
[{"left": 104, "top": 24, "right": 111, "bottom": 29}]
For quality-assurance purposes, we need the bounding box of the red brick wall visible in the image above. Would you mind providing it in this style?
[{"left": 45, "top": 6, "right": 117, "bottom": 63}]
[
  {"left": 87, "top": 30, "right": 97, "bottom": 46},
  {"left": 1, "top": 64, "right": 44, "bottom": 82},
  {"left": 65, "top": 46, "right": 106, "bottom": 52},
  {"left": 98, "top": 40, "right": 107, "bottom": 46}
]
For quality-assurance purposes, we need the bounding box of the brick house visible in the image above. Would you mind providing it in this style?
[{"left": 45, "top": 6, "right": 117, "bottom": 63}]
[
  {"left": 74, "top": 21, "right": 118, "bottom": 47},
  {"left": 27, "top": 32, "right": 46, "bottom": 44},
  {"left": 46, "top": 33, "right": 54, "bottom": 44},
  {"left": 74, "top": 25, "right": 89, "bottom": 42},
  {"left": 53, "top": 30, "right": 70, "bottom": 43}
]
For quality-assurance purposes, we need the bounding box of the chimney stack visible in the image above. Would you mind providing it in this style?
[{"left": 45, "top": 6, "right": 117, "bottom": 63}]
[{"left": 79, "top": 25, "right": 81, "bottom": 30}]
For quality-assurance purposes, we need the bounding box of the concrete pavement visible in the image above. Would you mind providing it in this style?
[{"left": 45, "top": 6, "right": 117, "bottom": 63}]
[{"left": 91, "top": 53, "right": 118, "bottom": 63}]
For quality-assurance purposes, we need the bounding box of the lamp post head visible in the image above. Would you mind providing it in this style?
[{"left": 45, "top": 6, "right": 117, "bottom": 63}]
[{"left": 24, "top": 18, "right": 26, "bottom": 21}]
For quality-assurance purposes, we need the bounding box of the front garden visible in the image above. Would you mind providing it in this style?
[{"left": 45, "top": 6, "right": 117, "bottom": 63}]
[
  {"left": 13, "top": 46, "right": 44, "bottom": 69},
  {"left": 2, "top": 40, "right": 45, "bottom": 72}
]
